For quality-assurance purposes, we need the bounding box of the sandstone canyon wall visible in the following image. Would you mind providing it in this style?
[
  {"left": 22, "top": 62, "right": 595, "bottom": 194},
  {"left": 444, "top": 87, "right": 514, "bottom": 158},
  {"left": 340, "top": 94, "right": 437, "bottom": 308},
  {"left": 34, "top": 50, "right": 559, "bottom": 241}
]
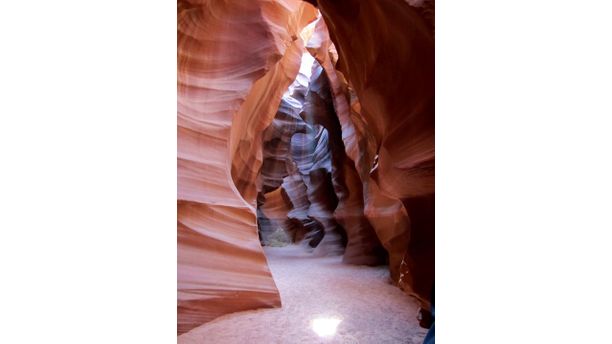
[
  {"left": 178, "top": 0, "right": 435, "bottom": 334},
  {"left": 258, "top": 58, "right": 347, "bottom": 255},
  {"left": 177, "top": 0, "right": 317, "bottom": 335},
  {"left": 313, "top": 0, "right": 435, "bottom": 307},
  {"left": 257, "top": 55, "right": 389, "bottom": 264}
]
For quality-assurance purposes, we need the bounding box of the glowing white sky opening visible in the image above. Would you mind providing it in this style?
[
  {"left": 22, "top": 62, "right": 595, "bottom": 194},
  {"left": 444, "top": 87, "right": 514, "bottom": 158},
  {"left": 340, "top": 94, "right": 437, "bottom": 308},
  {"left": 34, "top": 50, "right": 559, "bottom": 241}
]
[
  {"left": 311, "top": 317, "right": 342, "bottom": 337},
  {"left": 298, "top": 52, "right": 315, "bottom": 80},
  {"left": 284, "top": 52, "right": 316, "bottom": 98}
]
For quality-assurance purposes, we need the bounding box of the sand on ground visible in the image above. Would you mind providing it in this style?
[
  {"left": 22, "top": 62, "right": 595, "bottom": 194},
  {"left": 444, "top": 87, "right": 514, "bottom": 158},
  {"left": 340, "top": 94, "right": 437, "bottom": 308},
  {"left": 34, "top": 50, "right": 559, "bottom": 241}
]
[{"left": 178, "top": 245, "right": 427, "bottom": 344}]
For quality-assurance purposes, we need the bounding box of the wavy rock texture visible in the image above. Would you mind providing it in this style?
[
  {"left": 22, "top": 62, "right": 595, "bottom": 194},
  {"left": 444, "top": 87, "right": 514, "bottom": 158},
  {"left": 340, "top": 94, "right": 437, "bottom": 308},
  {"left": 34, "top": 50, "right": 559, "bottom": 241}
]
[
  {"left": 177, "top": 0, "right": 317, "bottom": 335},
  {"left": 257, "top": 69, "right": 309, "bottom": 244},
  {"left": 304, "top": 49, "right": 387, "bottom": 265},
  {"left": 303, "top": 15, "right": 410, "bottom": 280},
  {"left": 257, "top": 68, "right": 313, "bottom": 245},
  {"left": 178, "top": 0, "right": 435, "bottom": 333},
  {"left": 257, "top": 57, "right": 345, "bottom": 252},
  {"left": 257, "top": 53, "right": 388, "bottom": 262},
  {"left": 315, "top": 0, "right": 435, "bottom": 308}
]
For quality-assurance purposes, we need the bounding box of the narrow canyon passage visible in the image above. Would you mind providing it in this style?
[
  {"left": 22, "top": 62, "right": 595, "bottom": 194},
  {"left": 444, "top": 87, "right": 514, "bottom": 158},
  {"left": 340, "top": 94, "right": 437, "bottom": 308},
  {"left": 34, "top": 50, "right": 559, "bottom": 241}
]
[
  {"left": 178, "top": 245, "right": 427, "bottom": 344},
  {"left": 178, "top": 0, "right": 434, "bottom": 341}
]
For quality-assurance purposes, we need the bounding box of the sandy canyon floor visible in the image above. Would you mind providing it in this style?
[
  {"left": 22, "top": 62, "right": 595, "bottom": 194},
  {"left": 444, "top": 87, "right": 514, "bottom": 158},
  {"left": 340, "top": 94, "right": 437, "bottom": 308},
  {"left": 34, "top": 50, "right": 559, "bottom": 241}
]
[{"left": 179, "top": 245, "right": 427, "bottom": 344}]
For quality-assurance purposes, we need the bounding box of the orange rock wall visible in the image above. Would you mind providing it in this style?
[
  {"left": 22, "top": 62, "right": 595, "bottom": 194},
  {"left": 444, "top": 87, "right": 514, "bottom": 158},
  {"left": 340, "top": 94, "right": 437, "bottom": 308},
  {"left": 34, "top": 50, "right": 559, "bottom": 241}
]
[
  {"left": 177, "top": 0, "right": 435, "bottom": 333},
  {"left": 177, "top": 0, "right": 316, "bottom": 334},
  {"left": 314, "top": 0, "right": 435, "bottom": 307}
]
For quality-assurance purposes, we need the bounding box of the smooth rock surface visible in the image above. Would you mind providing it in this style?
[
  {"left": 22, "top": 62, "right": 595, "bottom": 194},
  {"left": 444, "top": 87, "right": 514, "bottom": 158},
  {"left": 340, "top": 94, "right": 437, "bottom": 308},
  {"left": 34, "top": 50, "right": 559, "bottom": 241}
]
[
  {"left": 315, "top": 0, "right": 435, "bottom": 308},
  {"left": 177, "top": 0, "right": 435, "bottom": 333},
  {"left": 177, "top": 0, "right": 317, "bottom": 334}
]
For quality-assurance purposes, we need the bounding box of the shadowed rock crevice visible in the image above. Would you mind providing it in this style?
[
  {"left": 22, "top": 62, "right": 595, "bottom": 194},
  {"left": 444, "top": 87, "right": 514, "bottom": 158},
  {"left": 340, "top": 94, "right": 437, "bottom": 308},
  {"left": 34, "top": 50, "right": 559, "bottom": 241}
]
[
  {"left": 257, "top": 55, "right": 348, "bottom": 255},
  {"left": 256, "top": 53, "right": 393, "bottom": 265}
]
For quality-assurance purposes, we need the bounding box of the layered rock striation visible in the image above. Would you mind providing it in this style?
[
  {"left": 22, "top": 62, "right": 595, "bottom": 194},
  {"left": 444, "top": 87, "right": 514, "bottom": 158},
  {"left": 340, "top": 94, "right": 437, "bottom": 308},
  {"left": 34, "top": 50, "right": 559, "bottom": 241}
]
[
  {"left": 178, "top": 0, "right": 435, "bottom": 333},
  {"left": 177, "top": 0, "right": 317, "bottom": 334},
  {"left": 313, "top": 0, "right": 435, "bottom": 308},
  {"left": 258, "top": 54, "right": 346, "bottom": 253}
]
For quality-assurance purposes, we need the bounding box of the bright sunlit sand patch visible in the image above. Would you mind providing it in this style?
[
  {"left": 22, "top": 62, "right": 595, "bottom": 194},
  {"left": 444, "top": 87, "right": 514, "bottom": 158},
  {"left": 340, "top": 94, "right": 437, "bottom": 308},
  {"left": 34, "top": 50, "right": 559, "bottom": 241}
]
[{"left": 311, "top": 317, "right": 342, "bottom": 337}]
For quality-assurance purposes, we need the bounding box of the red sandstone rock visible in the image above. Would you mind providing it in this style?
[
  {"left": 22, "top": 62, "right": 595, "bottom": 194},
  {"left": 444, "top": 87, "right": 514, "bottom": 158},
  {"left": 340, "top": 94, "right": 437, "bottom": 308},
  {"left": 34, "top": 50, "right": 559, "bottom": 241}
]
[
  {"left": 178, "top": 0, "right": 435, "bottom": 333},
  {"left": 177, "top": 0, "right": 317, "bottom": 334},
  {"left": 305, "top": 19, "right": 387, "bottom": 266},
  {"left": 315, "top": 0, "right": 435, "bottom": 307}
]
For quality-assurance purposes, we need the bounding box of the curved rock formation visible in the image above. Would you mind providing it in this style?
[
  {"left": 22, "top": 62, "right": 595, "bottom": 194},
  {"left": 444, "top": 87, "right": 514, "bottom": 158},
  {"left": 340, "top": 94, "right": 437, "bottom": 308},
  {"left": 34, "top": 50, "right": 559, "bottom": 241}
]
[
  {"left": 257, "top": 54, "right": 387, "bottom": 261},
  {"left": 178, "top": 0, "right": 435, "bottom": 333},
  {"left": 257, "top": 63, "right": 316, "bottom": 246},
  {"left": 303, "top": 49, "right": 387, "bottom": 265},
  {"left": 177, "top": 0, "right": 317, "bottom": 334},
  {"left": 313, "top": 0, "right": 435, "bottom": 308},
  {"left": 257, "top": 55, "right": 344, "bottom": 253}
]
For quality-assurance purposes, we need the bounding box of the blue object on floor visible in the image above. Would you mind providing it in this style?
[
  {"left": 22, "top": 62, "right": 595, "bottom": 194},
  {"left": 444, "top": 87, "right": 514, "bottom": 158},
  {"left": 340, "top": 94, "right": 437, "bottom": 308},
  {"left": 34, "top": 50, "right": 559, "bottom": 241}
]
[{"left": 423, "top": 320, "right": 434, "bottom": 344}]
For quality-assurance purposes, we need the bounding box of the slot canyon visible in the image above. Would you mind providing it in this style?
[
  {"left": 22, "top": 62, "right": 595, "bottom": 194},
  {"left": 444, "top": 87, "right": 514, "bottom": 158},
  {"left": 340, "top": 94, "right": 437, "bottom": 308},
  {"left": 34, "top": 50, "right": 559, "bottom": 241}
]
[{"left": 178, "top": 0, "right": 434, "bottom": 342}]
